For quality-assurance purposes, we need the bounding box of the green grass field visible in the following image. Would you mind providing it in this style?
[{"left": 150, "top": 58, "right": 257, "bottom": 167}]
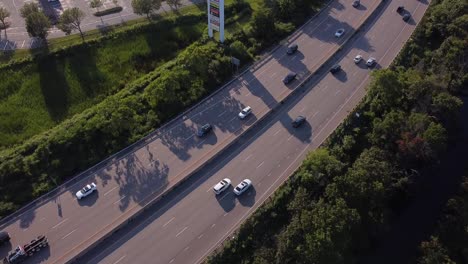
[{"left": 0, "top": 0, "right": 256, "bottom": 149}]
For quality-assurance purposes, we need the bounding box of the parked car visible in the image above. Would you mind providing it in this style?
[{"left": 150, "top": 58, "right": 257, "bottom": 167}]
[
  {"left": 282, "top": 72, "right": 297, "bottom": 84},
  {"left": 354, "top": 54, "right": 363, "bottom": 64},
  {"left": 238, "top": 106, "right": 252, "bottom": 119},
  {"left": 76, "top": 183, "right": 97, "bottom": 200},
  {"left": 352, "top": 0, "right": 360, "bottom": 7},
  {"left": 335, "top": 28, "right": 345, "bottom": 37},
  {"left": 286, "top": 43, "right": 298, "bottom": 55},
  {"left": 403, "top": 13, "right": 411, "bottom": 21},
  {"left": 197, "top": 123, "right": 212, "bottom": 137},
  {"left": 330, "top": 64, "right": 341, "bottom": 74},
  {"left": 213, "top": 178, "right": 231, "bottom": 195},
  {"left": 366, "top": 57, "right": 376, "bottom": 67},
  {"left": 0, "top": 231, "right": 10, "bottom": 245},
  {"left": 396, "top": 6, "right": 404, "bottom": 13},
  {"left": 292, "top": 116, "right": 306, "bottom": 128},
  {"left": 233, "top": 179, "right": 252, "bottom": 195}
]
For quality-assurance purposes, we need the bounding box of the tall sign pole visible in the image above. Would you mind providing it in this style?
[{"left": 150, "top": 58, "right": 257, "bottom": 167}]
[{"left": 207, "top": 0, "right": 225, "bottom": 42}]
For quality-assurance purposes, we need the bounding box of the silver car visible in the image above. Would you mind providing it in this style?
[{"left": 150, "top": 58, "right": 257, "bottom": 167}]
[
  {"left": 233, "top": 179, "right": 252, "bottom": 195},
  {"left": 76, "top": 183, "right": 97, "bottom": 200}
]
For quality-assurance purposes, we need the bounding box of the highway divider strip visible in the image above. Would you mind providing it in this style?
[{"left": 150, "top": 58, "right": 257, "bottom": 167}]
[{"left": 66, "top": 1, "right": 384, "bottom": 263}]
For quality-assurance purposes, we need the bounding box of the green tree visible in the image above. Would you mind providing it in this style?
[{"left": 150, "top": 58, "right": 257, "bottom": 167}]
[
  {"left": 166, "top": 0, "right": 182, "bottom": 11},
  {"left": 431, "top": 92, "right": 463, "bottom": 124},
  {"left": 58, "top": 8, "right": 86, "bottom": 41},
  {"left": 19, "top": 2, "right": 40, "bottom": 18},
  {"left": 250, "top": 6, "right": 276, "bottom": 41},
  {"left": 370, "top": 110, "right": 406, "bottom": 150},
  {"left": 330, "top": 147, "right": 393, "bottom": 230},
  {"left": 303, "top": 198, "right": 360, "bottom": 263},
  {"left": 25, "top": 12, "right": 51, "bottom": 40},
  {"left": 418, "top": 236, "right": 455, "bottom": 264},
  {"left": 0, "top": 7, "right": 10, "bottom": 37},
  {"left": 366, "top": 69, "right": 405, "bottom": 115},
  {"left": 131, "top": 0, "right": 161, "bottom": 18}
]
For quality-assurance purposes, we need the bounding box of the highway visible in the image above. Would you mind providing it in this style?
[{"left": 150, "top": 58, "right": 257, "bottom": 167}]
[
  {"left": 77, "top": 0, "right": 430, "bottom": 264},
  {"left": 0, "top": 0, "right": 377, "bottom": 263}
]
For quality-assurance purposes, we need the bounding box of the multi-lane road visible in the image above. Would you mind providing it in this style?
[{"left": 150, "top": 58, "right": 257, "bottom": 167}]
[
  {"left": 77, "top": 0, "right": 430, "bottom": 263},
  {"left": 0, "top": 0, "right": 385, "bottom": 263}
]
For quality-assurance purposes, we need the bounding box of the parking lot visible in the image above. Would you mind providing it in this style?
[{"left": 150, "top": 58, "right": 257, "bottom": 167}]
[{"left": 0, "top": 0, "right": 198, "bottom": 50}]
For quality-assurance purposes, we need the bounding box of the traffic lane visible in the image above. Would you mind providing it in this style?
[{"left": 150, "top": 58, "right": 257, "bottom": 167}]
[
  {"left": 94, "top": 70, "right": 345, "bottom": 264},
  {"left": 98, "top": 0, "right": 432, "bottom": 262},
  {"left": 1, "top": 0, "right": 372, "bottom": 260}
]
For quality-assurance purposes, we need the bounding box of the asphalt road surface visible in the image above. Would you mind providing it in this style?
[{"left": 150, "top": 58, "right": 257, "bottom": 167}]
[
  {"left": 0, "top": 0, "right": 377, "bottom": 263},
  {"left": 76, "top": 0, "right": 431, "bottom": 264},
  {"left": 0, "top": 0, "right": 202, "bottom": 50}
]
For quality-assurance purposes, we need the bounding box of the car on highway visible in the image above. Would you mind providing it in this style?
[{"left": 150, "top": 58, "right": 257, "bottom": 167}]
[
  {"left": 354, "top": 54, "right": 363, "bottom": 64},
  {"left": 76, "top": 183, "right": 97, "bottom": 200},
  {"left": 213, "top": 178, "right": 231, "bottom": 195},
  {"left": 366, "top": 57, "right": 376, "bottom": 67},
  {"left": 282, "top": 72, "right": 297, "bottom": 84},
  {"left": 352, "top": 0, "right": 360, "bottom": 7},
  {"left": 396, "top": 6, "right": 404, "bottom": 13},
  {"left": 403, "top": 13, "right": 411, "bottom": 22},
  {"left": 330, "top": 64, "right": 341, "bottom": 74},
  {"left": 197, "top": 123, "right": 212, "bottom": 137},
  {"left": 0, "top": 231, "right": 10, "bottom": 245},
  {"left": 286, "top": 43, "right": 298, "bottom": 55},
  {"left": 335, "top": 28, "right": 345, "bottom": 37},
  {"left": 233, "top": 179, "right": 252, "bottom": 195},
  {"left": 238, "top": 106, "right": 252, "bottom": 119},
  {"left": 292, "top": 116, "right": 306, "bottom": 128}
]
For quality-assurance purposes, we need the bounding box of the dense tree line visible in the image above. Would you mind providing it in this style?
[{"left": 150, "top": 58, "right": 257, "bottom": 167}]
[
  {"left": 417, "top": 177, "right": 468, "bottom": 264},
  {"left": 206, "top": 0, "right": 467, "bottom": 263}
]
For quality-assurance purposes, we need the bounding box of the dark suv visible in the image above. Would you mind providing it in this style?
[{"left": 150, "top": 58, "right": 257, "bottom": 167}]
[
  {"left": 283, "top": 72, "right": 297, "bottom": 84},
  {"left": 292, "top": 116, "right": 306, "bottom": 128},
  {"left": 0, "top": 231, "right": 10, "bottom": 245},
  {"left": 197, "top": 124, "right": 212, "bottom": 137},
  {"left": 330, "top": 64, "right": 341, "bottom": 74},
  {"left": 286, "top": 44, "right": 298, "bottom": 55}
]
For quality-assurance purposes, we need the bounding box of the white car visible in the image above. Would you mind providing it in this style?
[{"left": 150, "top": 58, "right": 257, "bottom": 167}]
[
  {"left": 213, "top": 178, "right": 231, "bottom": 195},
  {"left": 366, "top": 57, "right": 376, "bottom": 67},
  {"left": 335, "top": 28, "right": 345, "bottom": 37},
  {"left": 238, "top": 106, "right": 252, "bottom": 119},
  {"left": 233, "top": 179, "right": 252, "bottom": 195},
  {"left": 76, "top": 183, "right": 97, "bottom": 200},
  {"left": 354, "top": 55, "right": 363, "bottom": 64}
]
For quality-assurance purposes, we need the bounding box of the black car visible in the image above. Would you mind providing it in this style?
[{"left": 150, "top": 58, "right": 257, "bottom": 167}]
[
  {"left": 402, "top": 14, "right": 411, "bottom": 21},
  {"left": 330, "top": 64, "right": 341, "bottom": 74},
  {"left": 283, "top": 72, "right": 297, "bottom": 84},
  {"left": 0, "top": 231, "right": 10, "bottom": 245},
  {"left": 352, "top": 0, "right": 360, "bottom": 7},
  {"left": 286, "top": 44, "right": 298, "bottom": 55},
  {"left": 396, "top": 6, "right": 404, "bottom": 13},
  {"left": 292, "top": 116, "right": 306, "bottom": 128},
  {"left": 197, "top": 124, "right": 212, "bottom": 137}
]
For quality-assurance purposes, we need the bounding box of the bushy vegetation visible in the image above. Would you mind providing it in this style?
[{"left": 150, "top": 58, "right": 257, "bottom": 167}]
[
  {"left": 0, "top": 14, "right": 206, "bottom": 148},
  {"left": 206, "top": 0, "right": 467, "bottom": 262}
]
